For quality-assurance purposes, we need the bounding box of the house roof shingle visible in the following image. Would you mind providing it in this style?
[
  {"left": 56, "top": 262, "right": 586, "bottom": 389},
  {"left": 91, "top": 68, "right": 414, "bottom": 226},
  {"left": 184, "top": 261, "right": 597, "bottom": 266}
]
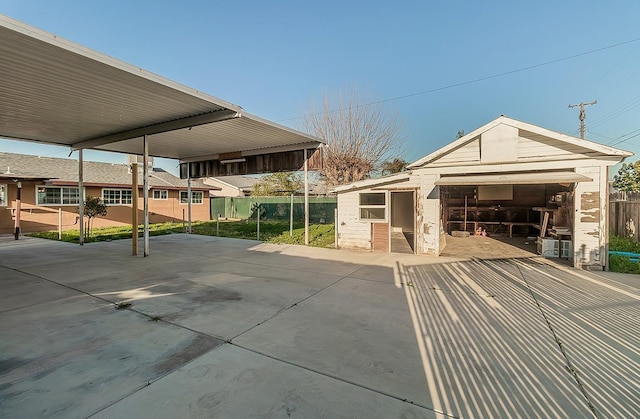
[{"left": 0, "top": 152, "right": 208, "bottom": 190}]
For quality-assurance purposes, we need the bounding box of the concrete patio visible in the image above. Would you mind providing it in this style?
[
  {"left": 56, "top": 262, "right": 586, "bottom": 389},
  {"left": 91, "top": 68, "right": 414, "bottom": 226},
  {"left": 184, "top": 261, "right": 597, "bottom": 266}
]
[{"left": 0, "top": 234, "right": 638, "bottom": 418}]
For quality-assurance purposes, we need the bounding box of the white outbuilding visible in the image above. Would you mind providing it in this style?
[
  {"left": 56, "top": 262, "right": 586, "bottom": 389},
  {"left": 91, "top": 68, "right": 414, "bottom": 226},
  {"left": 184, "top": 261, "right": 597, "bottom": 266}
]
[{"left": 334, "top": 116, "right": 632, "bottom": 270}]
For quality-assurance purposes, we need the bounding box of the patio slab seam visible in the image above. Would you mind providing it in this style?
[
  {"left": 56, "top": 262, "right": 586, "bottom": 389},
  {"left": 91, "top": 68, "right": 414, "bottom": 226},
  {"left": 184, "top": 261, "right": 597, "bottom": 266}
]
[
  {"left": 228, "top": 342, "right": 457, "bottom": 419},
  {"left": 228, "top": 273, "right": 350, "bottom": 342}
]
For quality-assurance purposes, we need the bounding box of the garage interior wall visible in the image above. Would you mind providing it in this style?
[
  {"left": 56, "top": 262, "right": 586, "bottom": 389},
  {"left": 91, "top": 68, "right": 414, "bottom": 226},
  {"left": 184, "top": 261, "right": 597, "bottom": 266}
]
[{"left": 441, "top": 183, "right": 573, "bottom": 238}]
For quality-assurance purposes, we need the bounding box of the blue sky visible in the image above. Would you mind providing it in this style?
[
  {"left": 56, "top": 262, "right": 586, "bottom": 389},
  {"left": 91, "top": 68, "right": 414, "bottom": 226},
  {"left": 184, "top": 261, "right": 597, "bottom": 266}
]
[{"left": 2, "top": 1, "right": 640, "bottom": 176}]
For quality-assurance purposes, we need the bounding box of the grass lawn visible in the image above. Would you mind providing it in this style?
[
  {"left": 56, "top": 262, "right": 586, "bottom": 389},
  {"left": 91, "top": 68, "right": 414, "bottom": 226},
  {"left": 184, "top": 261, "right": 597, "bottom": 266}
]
[
  {"left": 609, "top": 235, "right": 640, "bottom": 274},
  {"left": 28, "top": 220, "right": 336, "bottom": 248}
]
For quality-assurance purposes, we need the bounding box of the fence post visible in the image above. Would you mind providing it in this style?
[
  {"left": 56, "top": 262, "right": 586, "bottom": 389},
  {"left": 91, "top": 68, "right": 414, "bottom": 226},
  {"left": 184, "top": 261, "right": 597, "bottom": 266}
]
[
  {"left": 216, "top": 211, "right": 220, "bottom": 236},
  {"left": 58, "top": 208, "right": 62, "bottom": 240},
  {"left": 290, "top": 193, "right": 294, "bottom": 236},
  {"left": 257, "top": 203, "right": 260, "bottom": 241}
]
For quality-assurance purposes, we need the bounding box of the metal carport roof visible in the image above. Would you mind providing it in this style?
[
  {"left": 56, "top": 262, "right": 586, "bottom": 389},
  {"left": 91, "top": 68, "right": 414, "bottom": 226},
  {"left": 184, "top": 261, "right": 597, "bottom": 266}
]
[
  {"left": 0, "top": 15, "right": 323, "bottom": 160},
  {"left": 0, "top": 14, "right": 323, "bottom": 251}
]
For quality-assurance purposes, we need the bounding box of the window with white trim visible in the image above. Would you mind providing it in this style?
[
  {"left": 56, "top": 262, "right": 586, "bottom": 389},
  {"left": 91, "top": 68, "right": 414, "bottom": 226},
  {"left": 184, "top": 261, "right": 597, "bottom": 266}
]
[
  {"left": 37, "top": 186, "right": 80, "bottom": 205},
  {"left": 180, "top": 190, "right": 203, "bottom": 204},
  {"left": 153, "top": 189, "right": 168, "bottom": 200},
  {"left": 359, "top": 192, "right": 386, "bottom": 220},
  {"left": 0, "top": 184, "right": 6, "bottom": 206},
  {"left": 102, "top": 188, "right": 132, "bottom": 205}
]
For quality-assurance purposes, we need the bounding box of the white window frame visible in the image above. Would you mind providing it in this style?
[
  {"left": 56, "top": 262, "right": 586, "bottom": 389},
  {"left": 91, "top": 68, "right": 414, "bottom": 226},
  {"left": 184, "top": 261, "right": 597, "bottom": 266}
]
[
  {"left": 0, "top": 184, "right": 6, "bottom": 206},
  {"left": 180, "top": 190, "right": 204, "bottom": 205},
  {"left": 36, "top": 185, "right": 81, "bottom": 206},
  {"left": 152, "top": 189, "right": 168, "bottom": 200},
  {"left": 102, "top": 188, "right": 133, "bottom": 206},
  {"left": 359, "top": 191, "right": 387, "bottom": 221}
]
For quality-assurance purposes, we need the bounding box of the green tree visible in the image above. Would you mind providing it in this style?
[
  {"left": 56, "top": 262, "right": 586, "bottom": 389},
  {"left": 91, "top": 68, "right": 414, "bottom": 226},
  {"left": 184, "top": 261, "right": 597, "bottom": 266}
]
[
  {"left": 380, "top": 158, "right": 409, "bottom": 175},
  {"left": 252, "top": 172, "right": 303, "bottom": 196},
  {"left": 613, "top": 161, "right": 640, "bottom": 192},
  {"left": 83, "top": 196, "right": 108, "bottom": 238}
]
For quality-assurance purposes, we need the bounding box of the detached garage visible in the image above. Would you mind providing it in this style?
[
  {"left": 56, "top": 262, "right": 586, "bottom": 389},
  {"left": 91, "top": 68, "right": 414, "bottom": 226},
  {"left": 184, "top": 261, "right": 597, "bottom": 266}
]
[{"left": 334, "top": 116, "right": 632, "bottom": 270}]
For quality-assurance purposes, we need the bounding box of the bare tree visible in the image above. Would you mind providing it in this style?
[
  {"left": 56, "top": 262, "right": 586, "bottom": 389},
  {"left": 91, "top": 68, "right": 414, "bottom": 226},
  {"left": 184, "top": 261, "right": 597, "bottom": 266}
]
[{"left": 303, "top": 88, "right": 404, "bottom": 186}]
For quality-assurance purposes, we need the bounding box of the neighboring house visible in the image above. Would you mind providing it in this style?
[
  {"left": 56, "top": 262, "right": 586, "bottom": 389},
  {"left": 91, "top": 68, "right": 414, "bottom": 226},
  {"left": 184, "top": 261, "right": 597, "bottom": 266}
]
[
  {"left": 0, "top": 152, "right": 211, "bottom": 234},
  {"left": 334, "top": 116, "right": 633, "bottom": 270},
  {"left": 204, "top": 175, "right": 260, "bottom": 197},
  {"left": 205, "top": 175, "right": 331, "bottom": 197}
]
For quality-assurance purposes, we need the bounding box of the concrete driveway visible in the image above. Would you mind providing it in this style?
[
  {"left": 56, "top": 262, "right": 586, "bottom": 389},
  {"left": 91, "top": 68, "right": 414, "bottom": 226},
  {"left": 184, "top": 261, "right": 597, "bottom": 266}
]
[{"left": 0, "top": 235, "right": 638, "bottom": 418}]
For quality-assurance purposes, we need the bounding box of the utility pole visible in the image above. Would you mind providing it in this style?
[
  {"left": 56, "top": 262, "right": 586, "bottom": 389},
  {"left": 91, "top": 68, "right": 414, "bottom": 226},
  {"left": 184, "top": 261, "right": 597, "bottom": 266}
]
[{"left": 568, "top": 100, "right": 597, "bottom": 139}]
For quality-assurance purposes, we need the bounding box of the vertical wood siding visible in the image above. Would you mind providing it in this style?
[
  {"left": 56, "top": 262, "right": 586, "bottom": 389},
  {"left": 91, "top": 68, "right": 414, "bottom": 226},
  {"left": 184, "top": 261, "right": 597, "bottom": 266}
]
[{"left": 371, "top": 223, "right": 389, "bottom": 252}]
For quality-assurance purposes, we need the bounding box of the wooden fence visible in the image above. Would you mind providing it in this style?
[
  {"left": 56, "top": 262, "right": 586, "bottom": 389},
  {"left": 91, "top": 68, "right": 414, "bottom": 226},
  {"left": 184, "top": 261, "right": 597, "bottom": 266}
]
[
  {"left": 610, "top": 201, "right": 640, "bottom": 241},
  {"left": 610, "top": 191, "right": 640, "bottom": 202}
]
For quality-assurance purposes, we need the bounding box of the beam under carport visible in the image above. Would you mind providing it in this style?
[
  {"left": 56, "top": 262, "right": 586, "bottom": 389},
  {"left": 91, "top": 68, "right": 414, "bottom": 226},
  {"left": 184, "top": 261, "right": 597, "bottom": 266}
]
[{"left": 71, "top": 109, "right": 240, "bottom": 151}]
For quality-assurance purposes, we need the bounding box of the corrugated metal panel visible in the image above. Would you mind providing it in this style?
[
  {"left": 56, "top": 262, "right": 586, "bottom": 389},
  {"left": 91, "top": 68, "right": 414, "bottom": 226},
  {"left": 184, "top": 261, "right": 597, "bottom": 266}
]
[
  {"left": 435, "top": 171, "right": 593, "bottom": 186},
  {"left": 0, "top": 16, "right": 321, "bottom": 159}
]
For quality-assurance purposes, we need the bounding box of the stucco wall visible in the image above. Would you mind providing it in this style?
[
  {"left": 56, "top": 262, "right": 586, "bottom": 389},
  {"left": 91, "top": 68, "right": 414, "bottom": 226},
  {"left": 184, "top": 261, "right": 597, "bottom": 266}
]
[{"left": 0, "top": 183, "right": 211, "bottom": 234}]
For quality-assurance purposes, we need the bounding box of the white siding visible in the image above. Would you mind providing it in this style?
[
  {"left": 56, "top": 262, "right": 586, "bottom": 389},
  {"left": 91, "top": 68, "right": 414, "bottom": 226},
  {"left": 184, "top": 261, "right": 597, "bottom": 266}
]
[
  {"left": 429, "top": 137, "right": 480, "bottom": 166},
  {"left": 337, "top": 192, "right": 373, "bottom": 250},
  {"left": 574, "top": 165, "right": 606, "bottom": 269},
  {"left": 481, "top": 124, "right": 518, "bottom": 163},
  {"left": 518, "top": 130, "right": 597, "bottom": 161},
  {"left": 419, "top": 174, "right": 440, "bottom": 255}
]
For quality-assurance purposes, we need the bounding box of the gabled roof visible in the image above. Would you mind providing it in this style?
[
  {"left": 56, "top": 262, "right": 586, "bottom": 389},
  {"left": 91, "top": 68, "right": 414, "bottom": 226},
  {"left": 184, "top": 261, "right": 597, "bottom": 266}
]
[
  {"left": 408, "top": 115, "right": 632, "bottom": 168},
  {"left": 0, "top": 152, "right": 208, "bottom": 190},
  {"left": 332, "top": 172, "right": 412, "bottom": 193},
  {"left": 205, "top": 175, "right": 260, "bottom": 192}
]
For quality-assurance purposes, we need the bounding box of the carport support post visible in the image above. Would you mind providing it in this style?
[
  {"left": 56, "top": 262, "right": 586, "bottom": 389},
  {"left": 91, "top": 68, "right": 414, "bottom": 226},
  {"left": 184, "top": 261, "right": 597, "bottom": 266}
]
[
  {"left": 13, "top": 181, "right": 21, "bottom": 240},
  {"left": 290, "top": 193, "right": 294, "bottom": 237},
  {"left": 143, "top": 135, "right": 149, "bottom": 256},
  {"left": 187, "top": 166, "right": 192, "bottom": 234},
  {"left": 78, "top": 149, "right": 84, "bottom": 245},
  {"left": 304, "top": 148, "right": 309, "bottom": 246},
  {"left": 132, "top": 162, "right": 138, "bottom": 256}
]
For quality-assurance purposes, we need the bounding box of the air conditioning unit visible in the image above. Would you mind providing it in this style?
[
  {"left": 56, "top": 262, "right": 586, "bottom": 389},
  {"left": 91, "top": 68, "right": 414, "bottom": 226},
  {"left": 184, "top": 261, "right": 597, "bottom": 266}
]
[
  {"left": 127, "top": 155, "right": 153, "bottom": 168},
  {"left": 560, "top": 240, "right": 573, "bottom": 259},
  {"left": 537, "top": 237, "right": 559, "bottom": 258}
]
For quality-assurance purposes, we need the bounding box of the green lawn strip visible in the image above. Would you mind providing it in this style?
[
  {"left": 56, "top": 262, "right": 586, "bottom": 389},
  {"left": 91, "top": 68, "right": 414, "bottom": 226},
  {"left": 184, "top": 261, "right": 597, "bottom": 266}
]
[
  {"left": 27, "top": 220, "right": 335, "bottom": 248},
  {"left": 609, "top": 235, "right": 640, "bottom": 274}
]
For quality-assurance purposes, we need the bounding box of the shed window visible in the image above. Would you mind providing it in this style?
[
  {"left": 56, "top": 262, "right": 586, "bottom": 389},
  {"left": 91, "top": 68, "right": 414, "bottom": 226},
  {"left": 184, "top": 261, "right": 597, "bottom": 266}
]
[
  {"left": 0, "top": 184, "right": 6, "bottom": 206},
  {"left": 359, "top": 192, "right": 386, "bottom": 220}
]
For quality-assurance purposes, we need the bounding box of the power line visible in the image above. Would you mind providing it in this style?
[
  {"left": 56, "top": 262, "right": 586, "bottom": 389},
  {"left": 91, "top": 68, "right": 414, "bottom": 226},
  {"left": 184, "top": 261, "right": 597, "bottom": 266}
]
[
  {"left": 607, "top": 127, "right": 640, "bottom": 146},
  {"left": 278, "top": 36, "right": 640, "bottom": 123}
]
